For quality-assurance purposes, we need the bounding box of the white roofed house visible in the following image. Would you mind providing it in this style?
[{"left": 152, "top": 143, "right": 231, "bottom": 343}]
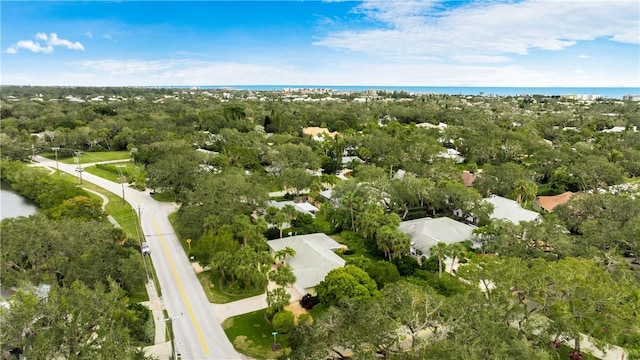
[
  {"left": 267, "top": 233, "right": 346, "bottom": 299},
  {"left": 483, "top": 195, "right": 542, "bottom": 224},
  {"left": 267, "top": 200, "right": 320, "bottom": 218},
  {"left": 398, "top": 217, "right": 479, "bottom": 257}
]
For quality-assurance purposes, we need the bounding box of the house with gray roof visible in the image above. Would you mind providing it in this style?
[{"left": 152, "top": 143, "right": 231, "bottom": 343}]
[
  {"left": 483, "top": 195, "right": 542, "bottom": 224},
  {"left": 398, "top": 217, "right": 479, "bottom": 257},
  {"left": 267, "top": 200, "right": 320, "bottom": 217},
  {"left": 267, "top": 233, "right": 346, "bottom": 298}
]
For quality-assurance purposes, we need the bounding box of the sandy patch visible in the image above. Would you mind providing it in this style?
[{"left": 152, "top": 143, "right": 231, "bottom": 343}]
[
  {"left": 191, "top": 262, "right": 210, "bottom": 274},
  {"left": 284, "top": 301, "right": 309, "bottom": 325}
]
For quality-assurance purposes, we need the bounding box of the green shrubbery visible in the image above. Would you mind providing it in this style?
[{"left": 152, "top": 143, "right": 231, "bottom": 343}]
[{"left": 272, "top": 310, "right": 295, "bottom": 334}]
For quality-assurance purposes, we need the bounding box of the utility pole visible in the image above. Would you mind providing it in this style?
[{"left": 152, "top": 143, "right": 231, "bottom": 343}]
[
  {"left": 74, "top": 151, "right": 83, "bottom": 184},
  {"left": 51, "top": 147, "right": 60, "bottom": 172},
  {"left": 116, "top": 164, "right": 126, "bottom": 202},
  {"left": 163, "top": 313, "right": 183, "bottom": 360}
]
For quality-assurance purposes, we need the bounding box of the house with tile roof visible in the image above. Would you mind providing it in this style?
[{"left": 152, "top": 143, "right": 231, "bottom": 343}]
[
  {"left": 302, "top": 127, "right": 339, "bottom": 141},
  {"left": 535, "top": 191, "right": 574, "bottom": 212},
  {"left": 461, "top": 170, "right": 477, "bottom": 187}
]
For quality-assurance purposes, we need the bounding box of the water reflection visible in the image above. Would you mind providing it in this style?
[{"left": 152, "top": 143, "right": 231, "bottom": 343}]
[{"left": 1, "top": 182, "right": 38, "bottom": 220}]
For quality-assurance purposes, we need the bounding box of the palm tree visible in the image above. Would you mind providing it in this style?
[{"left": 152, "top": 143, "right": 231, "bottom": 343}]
[
  {"left": 281, "top": 204, "right": 298, "bottom": 223},
  {"left": 430, "top": 242, "right": 449, "bottom": 278},
  {"left": 275, "top": 247, "right": 296, "bottom": 265},
  {"left": 376, "top": 225, "right": 395, "bottom": 261},
  {"left": 111, "top": 227, "right": 128, "bottom": 245},
  {"left": 358, "top": 204, "right": 384, "bottom": 239},
  {"left": 446, "top": 242, "right": 467, "bottom": 273},
  {"left": 232, "top": 215, "right": 262, "bottom": 247},
  {"left": 265, "top": 206, "right": 289, "bottom": 238},
  {"left": 211, "top": 251, "right": 234, "bottom": 283},
  {"left": 390, "top": 232, "right": 412, "bottom": 260},
  {"left": 269, "top": 264, "right": 297, "bottom": 288},
  {"left": 512, "top": 179, "right": 538, "bottom": 208}
]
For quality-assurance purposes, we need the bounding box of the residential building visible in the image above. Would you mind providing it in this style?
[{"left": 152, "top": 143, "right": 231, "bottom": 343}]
[
  {"left": 267, "top": 233, "right": 346, "bottom": 298},
  {"left": 399, "top": 217, "right": 479, "bottom": 257},
  {"left": 483, "top": 195, "right": 542, "bottom": 224},
  {"left": 535, "top": 192, "right": 574, "bottom": 212},
  {"left": 266, "top": 200, "right": 319, "bottom": 217},
  {"left": 461, "top": 170, "right": 476, "bottom": 187},
  {"left": 302, "top": 127, "right": 339, "bottom": 141}
]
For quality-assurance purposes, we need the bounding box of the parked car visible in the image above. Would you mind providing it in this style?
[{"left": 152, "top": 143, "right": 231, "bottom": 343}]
[{"left": 141, "top": 242, "right": 151, "bottom": 255}]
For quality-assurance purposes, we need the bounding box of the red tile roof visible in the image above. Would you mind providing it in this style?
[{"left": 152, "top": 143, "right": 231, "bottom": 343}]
[
  {"left": 536, "top": 192, "right": 574, "bottom": 212},
  {"left": 461, "top": 171, "right": 476, "bottom": 187}
]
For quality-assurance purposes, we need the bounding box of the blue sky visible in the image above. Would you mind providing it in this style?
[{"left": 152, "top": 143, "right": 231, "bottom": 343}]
[{"left": 1, "top": 0, "right": 639, "bottom": 87}]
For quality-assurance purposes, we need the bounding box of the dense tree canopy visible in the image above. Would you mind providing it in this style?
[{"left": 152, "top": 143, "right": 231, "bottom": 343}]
[{"left": 2, "top": 86, "right": 639, "bottom": 358}]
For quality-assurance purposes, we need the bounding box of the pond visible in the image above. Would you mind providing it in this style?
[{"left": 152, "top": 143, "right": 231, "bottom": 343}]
[{"left": 0, "top": 182, "right": 38, "bottom": 220}]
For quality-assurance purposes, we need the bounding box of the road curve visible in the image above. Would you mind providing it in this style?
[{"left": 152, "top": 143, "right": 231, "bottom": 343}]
[{"left": 33, "top": 156, "right": 241, "bottom": 360}]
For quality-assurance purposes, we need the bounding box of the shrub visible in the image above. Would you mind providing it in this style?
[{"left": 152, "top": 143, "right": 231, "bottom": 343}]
[
  {"left": 421, "top": 255, "right": 440, "bottom": 273},
  {"left": 365, "top": 261, "right": 400, "bottom": 289},
  {"left": 297, "top": 313, "right": 312, "bottom": 326},
  {"left": 272, "top": 310, "right": 295, "bottom": 334},
  {"left": 393, "top": 256, "right": 421, "bottom": 276},
  {"left": 300, "top": 294, "right": 320, "bottom": 310}
]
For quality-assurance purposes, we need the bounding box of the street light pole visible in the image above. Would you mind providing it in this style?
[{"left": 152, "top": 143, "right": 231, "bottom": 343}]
[
  {"left": 163, "top": 313, "right": 183, "bottom": 360},
  {"left": 51, "top": 147, "right": 60, "bottom": 172},
  {"left": 74, "top": 151, "right": 83, "bottom": 184}
]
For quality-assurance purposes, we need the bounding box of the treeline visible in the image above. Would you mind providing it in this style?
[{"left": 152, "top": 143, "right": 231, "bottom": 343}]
[
  {"left": 0, "top": 160, "right": 152, "bottom": 358},
  {"left": 0, "top": 160, "right": 103, "bottom": 220},
  {"left": 2, "top": 86, "right": 640, "bottom": 358}
]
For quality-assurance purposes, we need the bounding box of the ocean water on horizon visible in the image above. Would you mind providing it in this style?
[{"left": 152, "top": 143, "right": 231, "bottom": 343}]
[{"left": 194, "top": 85, "right": 639, "bottom": 99}]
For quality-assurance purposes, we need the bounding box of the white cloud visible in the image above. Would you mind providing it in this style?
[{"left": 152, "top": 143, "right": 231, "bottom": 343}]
[
  {"left": 5, "top": 32, "right": 84, "bottom": 54},
  {"left": 103, "top": 34, "right": 113, "bottom": 40},
  {"left": 7, "top": 40, "right": 53, "bottom": 54},
  {"left": 452, "top": 55, "right": 512, "bottom": 63},
  {"left": 47, "top": 33, "right": 85, "bottom": 50},
  {"left": 66, "top": 57, "right": 629, "bottom": 87},
  {"left": 578, "top": 54, "right": 591, "bottom": 59},
  {"left": 2, "top": 55, "right": 634, "bottom": 87},
  {"left": 85, "top": 32, "right": 94, "bottom": 38},
  {"left": 79, "top": 59, "right": 175, "bottom": 76},
  {"left": 314, "top": 0, "right": 640, "bottom": 60},
  {"left": 35, "top": 32, "right": 48, "bottom": 41}
]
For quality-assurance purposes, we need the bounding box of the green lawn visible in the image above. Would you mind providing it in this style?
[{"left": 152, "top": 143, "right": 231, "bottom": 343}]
[
  {"left": 222, "top": 309, "right": 290, "bottom": 359},
  {"left": 197, "top": 270, "right": 264, "bottom": 304},
  {"left": 84, "top": 162, "right": 137, "bottom": 183},
  {"left": 74, "top": 179, "right": 140, "bottom": 240},
  {"left": 150, "top": 191, "right": 176, "bottom": 202},
  {"left": 43, "top": 150, "right": 131, "bottom": 164},
  {"left": 330, "top": 232, "right": 381, "bottom": 262}
]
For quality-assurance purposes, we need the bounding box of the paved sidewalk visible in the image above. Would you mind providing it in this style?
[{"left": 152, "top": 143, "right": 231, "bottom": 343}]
[
  {"left": 211, "top": 281, "right": 302, "bottom": 324},
  {"left": 211, "top": 294, "right": 268, "bottom": 322},
  {"left": 141, "top": 280, "right": 172, "bottom": 360}
]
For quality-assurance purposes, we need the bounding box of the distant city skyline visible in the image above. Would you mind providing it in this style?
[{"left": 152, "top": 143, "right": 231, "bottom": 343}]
[{"left": 2, "top": 1, "right": 639, "bottom": 87}]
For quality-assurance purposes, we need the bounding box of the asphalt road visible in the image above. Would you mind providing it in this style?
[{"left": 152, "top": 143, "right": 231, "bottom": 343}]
[{"left": 34, "top": 156, "right": 241, "bottom": 360}]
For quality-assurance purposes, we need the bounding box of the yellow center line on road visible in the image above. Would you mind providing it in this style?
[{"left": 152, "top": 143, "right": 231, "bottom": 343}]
[{"left": 152, "top": 218, "right": 210, "bottom": 355}]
